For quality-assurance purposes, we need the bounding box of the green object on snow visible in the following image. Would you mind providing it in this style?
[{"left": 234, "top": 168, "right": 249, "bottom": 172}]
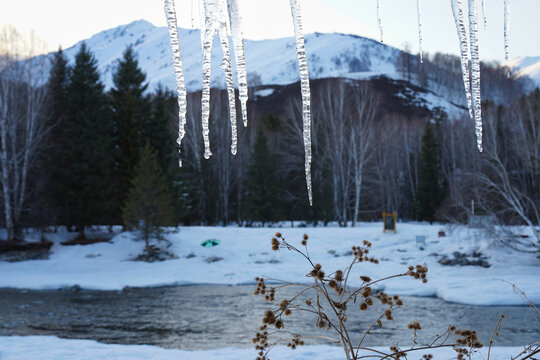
[{"left": 201, "top": 239, "right": 220, "bottom": 247}]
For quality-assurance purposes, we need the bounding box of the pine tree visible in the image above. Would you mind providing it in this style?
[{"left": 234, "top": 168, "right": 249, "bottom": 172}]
[
  {"left": 46, "top": 48, "right": 70, "bottom": 225},
  {"left": 63, "top": 43, "right": 115, "bottom": 238},
  {"left": 146, "top": 86, "right": 187, "bottom": 221},
  {"left": 242, "top": 129, "right": 281, "bottom": 225},
  {"left": 145, "top": 85, "right": 176, "bottom": 174},
  {"left": 416, "top": 120, "right": 443, "bottom": 223},
  {"left": 122, "top": 144, "right": 175, "bottom": 250},
  {"left": 110, "top": 46, "right": 150, "bottom": 212}
]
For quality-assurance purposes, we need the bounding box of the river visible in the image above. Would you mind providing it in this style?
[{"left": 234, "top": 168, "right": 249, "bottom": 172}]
[{"left": 0, "top": 285, "right": 538, "bottom": 350}]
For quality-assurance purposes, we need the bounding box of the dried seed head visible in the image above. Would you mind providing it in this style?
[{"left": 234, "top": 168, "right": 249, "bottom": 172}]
[
  {"left": 271, "top": 237, "right": 280, "bottom": 251},
  {"left": 362, "top": 287, "right": 372, "bottom": 298},
  {"left": 366, "top": 297, "right": 373, "bottom": 306},
  {"left": 284, "top": 309, "right": 292, "bottom": 316}
]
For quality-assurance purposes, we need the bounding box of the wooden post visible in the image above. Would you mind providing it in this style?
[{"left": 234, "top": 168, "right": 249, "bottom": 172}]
[{"left": 382, "top": 211, "right": 397, "bottom": 234}]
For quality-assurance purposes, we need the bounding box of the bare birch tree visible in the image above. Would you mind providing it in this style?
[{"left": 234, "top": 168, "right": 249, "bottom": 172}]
[
  {"left": 0, "top": 26, "right": 49, "bottom": 241},
  {"left": 349, "top": 84, "right": 378, "bottom": 226}
]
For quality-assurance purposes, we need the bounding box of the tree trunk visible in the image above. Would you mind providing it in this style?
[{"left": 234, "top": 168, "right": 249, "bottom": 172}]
[{"left": 77, "top": 226, "right": 86, "bottom": 241}]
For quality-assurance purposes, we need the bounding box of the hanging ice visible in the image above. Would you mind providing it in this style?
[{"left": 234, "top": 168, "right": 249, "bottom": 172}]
[
  {"left": 451, "top": 0, "right": 473, "bottom": 120},
  {"left": 416, "top": 0, "right": 423, "bottom": 63},
  {"left": 200, "top": 0, "right": 217, "bottom": 159},
  {"left": 468, "top": 0, "right": 483, "bottom": 152},
  {"left": 164, "top": 0, "right": 188, "bottom": 167},
  {"left": 191, "top": 0, "right": 195, "bottom": 27},
  {"left": 481, "top": 0, "right": 487, "bottom": 29},
  {"left": 228, "top": 0, "right": 249, "bottom": 127},
  {"left": 289, "top": 0, "right": 313, "bottom": 206},
  {"left": 218, "top": 26, "right": 238, "bottom": 155},
  {"left": 504, "top": 0, "right": 510, "bottom": 61},
  {"left": 377, "top": 0, "right": 383, "bottom": 43},
  {"left": 200, "top": 0, "right": 241, "bottom": 158}
]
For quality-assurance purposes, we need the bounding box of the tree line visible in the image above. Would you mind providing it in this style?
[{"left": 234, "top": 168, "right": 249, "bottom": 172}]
[{"left": 1, "top": 28, "right": 539, "bottom": 244}]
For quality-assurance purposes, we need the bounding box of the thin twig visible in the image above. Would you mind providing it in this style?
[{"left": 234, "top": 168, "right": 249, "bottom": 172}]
[
  {"left": 495, "top": 279, "right": 540, "bottom": 321},
  {"left": 487, "top": 314, "right": 504, "bottom": 360}
]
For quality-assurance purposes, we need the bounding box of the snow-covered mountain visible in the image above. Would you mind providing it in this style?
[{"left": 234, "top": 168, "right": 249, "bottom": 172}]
[
  {"left": 29, "top": 19, "right": 471, "bottom": 116},
  {"left": 505, "top": 56, "right": 540, "bottom": 88},
  {"left": 25, "top": 19, "right": 538, "bottom": 117},
  {"left": 35, "top": 19, "right": 402, "bottom": 92}
]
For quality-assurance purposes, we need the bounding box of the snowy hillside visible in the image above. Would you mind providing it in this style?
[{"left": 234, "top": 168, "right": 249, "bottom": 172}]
[
  {"left": 506, "top": 56, "right": 540, "bottom": 88},
  {"left": 34, "top": 19, "right": 400, "bottom": 92}
]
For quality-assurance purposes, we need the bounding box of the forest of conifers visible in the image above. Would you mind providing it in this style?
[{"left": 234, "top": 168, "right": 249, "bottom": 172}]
[{"left": 2, "top": 40, "right": 539, "bottom": 235}]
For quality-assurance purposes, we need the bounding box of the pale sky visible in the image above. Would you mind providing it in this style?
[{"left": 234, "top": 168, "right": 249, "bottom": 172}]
[{"left": 1, "top": 0, "right": 540, "bottom": 61}]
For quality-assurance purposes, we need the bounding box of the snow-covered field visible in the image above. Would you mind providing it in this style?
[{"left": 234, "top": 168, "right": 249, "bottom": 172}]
[
  {"left": 0, "top": 336, "right": 528, "bottom": 360},
  {"left": 0, "top": 223, "right": 539, "bottom": 306}
]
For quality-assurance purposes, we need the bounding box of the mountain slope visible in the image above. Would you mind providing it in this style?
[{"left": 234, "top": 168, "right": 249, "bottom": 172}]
[
  {"left": 29, "top": 19, "right": 472, "bottom": 117},
  {"left": 35, "top": 19, "right": 400, "bottom": 92},
  {"left": 505, "top": 56, "right": 540, "bottom": 88}
]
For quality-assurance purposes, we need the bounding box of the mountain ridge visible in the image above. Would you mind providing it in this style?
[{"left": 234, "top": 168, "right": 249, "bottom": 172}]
[
  {"left": 30, "top": 19, "right": 536, "bottom": 118},
  {"left": 33, "top": 19, "right": 402, "bottom": 92}
]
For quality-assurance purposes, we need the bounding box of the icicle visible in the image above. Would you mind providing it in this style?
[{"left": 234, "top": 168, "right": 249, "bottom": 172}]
[
  {"left": 289, "top": 0, "right": 313, "bottom": 206},
  {"left": 199, "top": 0, "right": 206, "bottom": 48},
  {"left": 191, "top": 0, "right": 195, "bottom": 27},
  {"left": 201, "top": 0, "right": 220, "bottom": 159},
  {"left": 481, "top": 0, "right": 487, "bottom": 29},
  {"left": 218, "top": 25, "right": 238, "bottom": 155},
  {"left": 504, "top": 0, "right": 510, "bottom": 61},
  {"left": 228, "top": 0, "right": 249, "bottom": 127},
  {"left": 451, "top": 0, "right": 473, "bottom": 120},
  {"left": 416, "top": 0, "right": 423, "bottom": 63},
  {"left": 164, "top": 0, "right": 188, "bottom": 167},
  {"left": 377, "top": 0, "right": 383, "bottom": 43},
  {"left": 468, "top": 0, "right": 483, "bottom": 152}
]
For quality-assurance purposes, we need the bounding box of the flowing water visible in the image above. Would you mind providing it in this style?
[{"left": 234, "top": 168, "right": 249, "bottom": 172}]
[{"left": 0, "top": 285, "right": 538, "bottom": 350}]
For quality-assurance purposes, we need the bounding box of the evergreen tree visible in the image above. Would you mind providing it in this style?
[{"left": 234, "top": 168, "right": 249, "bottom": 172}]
[
  {"left": 46, "top": 48, "right": 70, "bottom": 224},
  {"left": 146, "top": 86, "right": 188, "bottom": 221},
  {"left": 48, "top": 48, "right": 70, "bottom": 121},
  {"left": 242, "top": 129, "right": 281, "bottom": 225},
  {"left": 110, "top": 46, "right": 150, "bottom": 213},
  {"left": 63, "top": 43, "right": 115, "bottom": 238},
  {"left": 145, "top": 85, "right": 176, "bottom": 174},
  {"left": 416, "top": 120, "right": 443, "bottom": 223},
  {"left": 122, "top": 144, "right": 175, "bottom": 250}
]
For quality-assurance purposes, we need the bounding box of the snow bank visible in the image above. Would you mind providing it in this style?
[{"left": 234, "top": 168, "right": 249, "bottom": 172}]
[
  {"left": 0, "top": 223, "right": 538, "bottom": 306},
  {"left": 0, "top": 336, "right": 527, "bottom": 360}
]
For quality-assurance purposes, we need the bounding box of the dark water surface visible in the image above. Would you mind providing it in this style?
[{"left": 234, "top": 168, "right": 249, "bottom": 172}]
[{"left": 0, "top": 285, "right": 538, "bottom": 350}]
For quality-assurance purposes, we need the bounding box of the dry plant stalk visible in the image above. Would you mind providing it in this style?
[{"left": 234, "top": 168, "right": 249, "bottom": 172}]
[{"left": 252, "top": 233, "right": 484, "bottom": 360}]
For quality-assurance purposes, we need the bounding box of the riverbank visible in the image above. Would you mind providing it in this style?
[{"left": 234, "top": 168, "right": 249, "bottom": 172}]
[
  {"left": 0, "top": 224, "right": 538, "bottom": 306},
  {"left": 0, "top": 336, "right": 530, "bottom": 360}
]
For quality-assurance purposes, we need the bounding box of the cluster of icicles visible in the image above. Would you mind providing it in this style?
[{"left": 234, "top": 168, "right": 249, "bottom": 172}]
[
  {"left": 165, "top": 0, "right": 511, "bottom": 205},
  {"left": 164, "top": 0, "right": 312, "bottom": 205}
]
